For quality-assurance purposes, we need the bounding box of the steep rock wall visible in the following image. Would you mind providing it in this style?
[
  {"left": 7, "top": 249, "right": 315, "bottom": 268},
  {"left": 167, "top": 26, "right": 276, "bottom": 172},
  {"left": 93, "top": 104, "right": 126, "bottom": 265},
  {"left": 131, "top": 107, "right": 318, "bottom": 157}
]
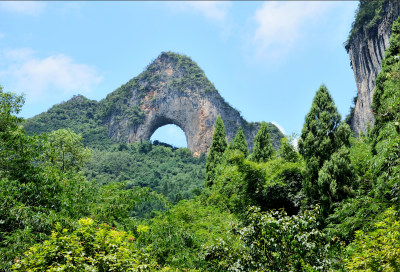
[
  {"left": 347, "top": 0, "right": 399, "bottom": 134},
  {"left": 101, "top": 52, "right": 282, "bottom": 157}
]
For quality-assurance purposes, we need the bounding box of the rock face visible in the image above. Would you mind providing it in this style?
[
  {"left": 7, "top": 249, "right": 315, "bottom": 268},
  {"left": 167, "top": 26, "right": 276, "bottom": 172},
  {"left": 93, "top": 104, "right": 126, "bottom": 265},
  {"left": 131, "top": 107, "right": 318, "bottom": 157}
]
[
  {"left": 346, "top": 0, "right": 399, "bottom": 135},
  {"left": 102, "top": 52, "right": 282, "bottom": 156}
]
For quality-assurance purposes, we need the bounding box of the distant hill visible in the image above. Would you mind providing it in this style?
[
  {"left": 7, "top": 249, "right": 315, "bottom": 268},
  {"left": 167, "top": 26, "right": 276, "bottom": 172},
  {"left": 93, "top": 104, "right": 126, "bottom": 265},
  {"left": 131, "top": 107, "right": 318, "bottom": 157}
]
[{"left": 25, "top": 52, "right": 284, "bottom": 153}]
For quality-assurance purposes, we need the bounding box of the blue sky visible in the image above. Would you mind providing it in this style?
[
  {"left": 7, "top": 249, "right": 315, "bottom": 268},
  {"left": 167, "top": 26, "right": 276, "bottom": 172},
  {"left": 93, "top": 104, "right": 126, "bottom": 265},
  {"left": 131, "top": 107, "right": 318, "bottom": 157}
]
[{"left": 0, "top": 1, "right": 359, "bottom": 147}]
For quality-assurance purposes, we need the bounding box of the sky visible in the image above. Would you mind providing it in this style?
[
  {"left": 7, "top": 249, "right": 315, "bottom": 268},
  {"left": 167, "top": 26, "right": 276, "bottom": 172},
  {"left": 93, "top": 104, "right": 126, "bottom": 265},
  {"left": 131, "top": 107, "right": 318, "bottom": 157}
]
[{"left": 0, "top": 1, "right": 359, "bottom": 148}]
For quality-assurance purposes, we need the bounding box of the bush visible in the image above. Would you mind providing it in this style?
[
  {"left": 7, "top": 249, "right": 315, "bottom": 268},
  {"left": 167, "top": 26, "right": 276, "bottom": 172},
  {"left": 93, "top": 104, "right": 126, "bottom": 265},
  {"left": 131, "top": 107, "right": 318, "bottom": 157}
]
[{"left": 12, "top": 218, "right": 160, "bottom": 271}]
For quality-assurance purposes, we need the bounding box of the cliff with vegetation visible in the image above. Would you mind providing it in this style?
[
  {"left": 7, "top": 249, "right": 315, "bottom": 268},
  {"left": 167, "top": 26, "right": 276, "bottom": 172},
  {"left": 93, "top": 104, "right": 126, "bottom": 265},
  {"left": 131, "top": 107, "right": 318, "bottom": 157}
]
[
  {"left": 25, "top": 52, "right": 283, "bottom": 156},
  {"left": 345, "top": 0, "right": 399, "bottom": 134},
  {"left": 2, "top": 3, "right": 400, "bottom": 271}
]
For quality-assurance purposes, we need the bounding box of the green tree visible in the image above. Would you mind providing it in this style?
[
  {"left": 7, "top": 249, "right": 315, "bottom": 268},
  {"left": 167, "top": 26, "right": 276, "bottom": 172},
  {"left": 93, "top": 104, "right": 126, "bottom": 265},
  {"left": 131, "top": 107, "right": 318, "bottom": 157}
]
[
  {"left": 249, "top": 121, "right": 274, "bottom": 163},
  {"left": 205, "top": 205, "right": 333, "bottom": 271},
  {"left": 318, "top": 146, "right": 355, "bottom": 217},
  {"left": 298, "top": 85, "right": 342, "bottom": 203},
  {"left": 278, "top": 137, "right": 299, "bottom": 163},
  {"left": 227, "top": 126, "right": 249, "bottom": 157},
  {"left": 138, "top": 199, "right": 238, "bottom": 270},
  {"left": 44, "top": 128, "right": 92, "bottom": 173},
  {"left": 205, "top": 115, "right": 227, "bottom": 187},
  {"left": 0, "top": 88, "right": 63, "bottom": 269},
  {"left": 0, "top": 86, "right": 24, "bottom": 133},
  {"left": 208, "top": 150, "right": 303, "bottom": 216},
  {"left": 12, "top": 218, "right": 160, "bottom": 271}
]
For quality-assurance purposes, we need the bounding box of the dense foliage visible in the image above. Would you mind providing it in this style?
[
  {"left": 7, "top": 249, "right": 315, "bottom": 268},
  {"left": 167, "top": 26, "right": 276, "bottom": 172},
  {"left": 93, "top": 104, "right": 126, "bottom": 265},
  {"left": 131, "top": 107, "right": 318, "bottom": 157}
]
[
  {"left": 24, "top": 95, "right": 114, "bottom": 149},
  {"left": 344, "top": 207, "right": 400, "bottom": 271},
  {"left": 249, "top": 121, "right": 275, "bottom": 163},
  {"left": 84, "top": 142, "right": 205, "bottom": 205},
  {"left": 205, "top": 206, "right": 333, "bottom": 271},
  {"left": 164, "top": 51, "right": 218, "bottom": 94},
  {"left": 205, "top": 115, "right": 227, "bottom": 187},
  {"left": 370, "top": 17, "right": 400, "bottom": 206},
  {"left": 1, "top": 9, "right": 399, "bottom": 271},
  {"left": 138, "top": 199, "right": 239, "bottom": 270},
  {"left": 298, "top": 85, "right": 355, "bottom": 219},
  {"left": 227, "top": 126, "right": 249, "bottom": 157},
  {"left": 12, "top": 218, "right": 159, "bottom": 271},
  {"left": 345, "top": 0, "right": 391, "bottom": 51}
]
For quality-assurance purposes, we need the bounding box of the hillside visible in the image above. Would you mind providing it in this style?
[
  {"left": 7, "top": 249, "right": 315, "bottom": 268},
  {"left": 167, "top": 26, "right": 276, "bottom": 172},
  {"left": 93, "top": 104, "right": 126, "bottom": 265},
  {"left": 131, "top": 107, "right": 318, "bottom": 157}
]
[
  {"left": 24, "top": 52, "right": 283, "bottom": 155},
  {"left": 24, "top": 95, "right": 112, "bottom": 149}
]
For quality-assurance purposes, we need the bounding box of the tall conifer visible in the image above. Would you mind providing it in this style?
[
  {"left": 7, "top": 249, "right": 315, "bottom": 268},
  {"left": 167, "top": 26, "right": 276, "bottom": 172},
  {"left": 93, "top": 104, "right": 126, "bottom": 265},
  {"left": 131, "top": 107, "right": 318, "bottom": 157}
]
[
  {"left": 250, "top": 122, "right": 274, "bottom": 163},
  {"left": 298, "top": 84, "right": 347, "bottom": 204},
  {"left": 205, "top": 115, "right": 227, "bottom": 187},
  {"left": 228, "top": 127, "right": 249, "bottom": 157}
]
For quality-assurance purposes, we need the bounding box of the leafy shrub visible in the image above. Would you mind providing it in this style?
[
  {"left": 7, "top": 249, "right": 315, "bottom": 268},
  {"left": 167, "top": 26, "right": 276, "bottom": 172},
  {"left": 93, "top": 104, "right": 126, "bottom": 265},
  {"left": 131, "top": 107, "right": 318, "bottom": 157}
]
[
  {"left": 12, "top": 218, "right": 160, "bottom": 271},
  {"left": 205, "top": 206, "right": 334, "bottom": 271},
  {"left": 345, "top": 207, "right": 400, "bottom": 271}
]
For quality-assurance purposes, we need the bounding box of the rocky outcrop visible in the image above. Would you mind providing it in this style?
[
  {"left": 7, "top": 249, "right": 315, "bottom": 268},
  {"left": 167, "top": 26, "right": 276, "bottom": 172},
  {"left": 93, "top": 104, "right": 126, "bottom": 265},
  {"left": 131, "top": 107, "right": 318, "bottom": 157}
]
[
  {"left": 347, "top": 0, "right": 399, "bottom": 134},
  {"left": 101, "top": 52, "right": 282, "bottom": 156}
]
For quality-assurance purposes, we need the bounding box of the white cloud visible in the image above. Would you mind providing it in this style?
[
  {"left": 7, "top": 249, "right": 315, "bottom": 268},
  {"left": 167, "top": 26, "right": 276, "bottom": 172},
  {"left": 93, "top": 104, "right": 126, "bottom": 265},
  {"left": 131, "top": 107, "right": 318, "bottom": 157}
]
[
  {"left": 168, "top": 1, "right": 231, "bottom": 22},
  {"left": 4, "top": 48, "right": 35, "bottom": 61},
  {"left": 252, "top": 1, "right": 332, "bottom": 59},
  {"left": 0, "top": 49, "right": 102, "bottom": 102},
  {"left": 0, "top": 1, "right": 45, "bottom": 16},
  {"left": 271, "top": 121, "right": 285, "bottom": 135},
  {"left": 0, "top": 32, "right": 4, "bottom": 39}
]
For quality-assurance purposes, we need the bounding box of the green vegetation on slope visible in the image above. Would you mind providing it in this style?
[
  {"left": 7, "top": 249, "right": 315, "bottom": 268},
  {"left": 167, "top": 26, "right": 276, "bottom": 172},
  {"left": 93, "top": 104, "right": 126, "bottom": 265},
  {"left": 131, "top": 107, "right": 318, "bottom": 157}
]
[
  {"left": 84, "top": 142, "right": 206, "bottom": 205},
  {"left": 345, "top": 0, "right": 389, "bottom": 51},
  {"left": 24, "top": 95, "right": 114, "bottom": 149},
  {"left": 162, "top": 51, "right": 218, "bottom": 94},
  {"left": 2, "top": 13, "right": 399, "bottom": 272}
]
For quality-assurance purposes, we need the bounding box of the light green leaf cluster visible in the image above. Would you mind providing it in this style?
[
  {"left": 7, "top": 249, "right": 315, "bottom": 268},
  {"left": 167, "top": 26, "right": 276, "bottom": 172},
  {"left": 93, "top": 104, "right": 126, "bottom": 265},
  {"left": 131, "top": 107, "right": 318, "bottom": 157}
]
[
  {"left": 12, "top": 218, "right": 159, "bottom": 271},
  {"left": 345, "top": 207, "right": 400, "bottom": 271},
  {"left": 205, "top": 205, "right": 332, "bottom": 271},
  {"left": 44, "top": 128, "right": 92, "bottom": 173}
]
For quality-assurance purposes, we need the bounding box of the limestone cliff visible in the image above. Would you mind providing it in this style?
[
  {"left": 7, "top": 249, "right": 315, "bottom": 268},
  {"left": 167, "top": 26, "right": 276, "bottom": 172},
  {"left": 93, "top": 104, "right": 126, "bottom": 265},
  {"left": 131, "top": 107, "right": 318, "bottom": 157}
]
[
  {"left": 100, "top": 52, "right": 282, "bottom": 156},
  {"left": 346, "top": 0, "right": 399, "bottom": 134},
  {"left": 25, "top": 52, "right": 283, "bottom": 155}
]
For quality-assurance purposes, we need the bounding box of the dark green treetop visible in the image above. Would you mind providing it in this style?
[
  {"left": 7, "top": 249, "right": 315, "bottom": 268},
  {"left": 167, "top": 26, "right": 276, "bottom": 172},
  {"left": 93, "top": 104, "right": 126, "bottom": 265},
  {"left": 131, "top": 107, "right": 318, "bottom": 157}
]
[
  {"left": 205, "top": 115, "right": 227, "bottom": 187},
  {"left": 249, "top": 121, "right": 275, "bottom": 163},
  {"left": 227, "top": 126, "right": 249, "bottom": 157},
  {"left": 278, "top": 137, "right": 299, "bottom": 163},
  {"left": 298, "top": 85, "right": 351, "bottom": 204},
  {"left": 317, "top": 145, "right": 355, "bottom": 217}
]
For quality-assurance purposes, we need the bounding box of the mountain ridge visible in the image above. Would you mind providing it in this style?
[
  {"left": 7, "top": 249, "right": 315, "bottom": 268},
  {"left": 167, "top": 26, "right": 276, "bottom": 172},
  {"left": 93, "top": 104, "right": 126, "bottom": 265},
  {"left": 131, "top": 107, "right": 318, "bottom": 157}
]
[{"left": 25, "top": 51, "right": 283, "bottom": 155}]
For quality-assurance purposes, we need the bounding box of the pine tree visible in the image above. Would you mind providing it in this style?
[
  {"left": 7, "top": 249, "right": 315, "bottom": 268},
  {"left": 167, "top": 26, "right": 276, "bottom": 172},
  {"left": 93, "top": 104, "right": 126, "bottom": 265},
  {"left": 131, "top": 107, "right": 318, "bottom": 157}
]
[
  {"left": 278, "top": 137, "right": 299, "bottom": 163},
  {"left": 227, "top": 127, "right": 249, "bottom": 157},
  {"left": 250, "top": 122, "right": 275, "bottom": 163},
  {"left": 317, "top": 146, "right": 355, "bottom": 217},
  {"left": 298, "top": 84, "right": 350, "bottom": 204},
  {"left": 205, "top": 115, "right": 227, "bottom": 187}
]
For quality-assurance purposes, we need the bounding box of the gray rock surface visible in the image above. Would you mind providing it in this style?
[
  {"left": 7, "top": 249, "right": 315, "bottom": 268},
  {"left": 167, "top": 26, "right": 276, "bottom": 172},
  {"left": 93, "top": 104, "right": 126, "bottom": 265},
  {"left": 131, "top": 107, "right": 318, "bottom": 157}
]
[
  {"left": 104, "top": 52, "right": 282, "bottom": 156},
  {"left": 347, "top": 0, "right": 399, "bottom": 135}
]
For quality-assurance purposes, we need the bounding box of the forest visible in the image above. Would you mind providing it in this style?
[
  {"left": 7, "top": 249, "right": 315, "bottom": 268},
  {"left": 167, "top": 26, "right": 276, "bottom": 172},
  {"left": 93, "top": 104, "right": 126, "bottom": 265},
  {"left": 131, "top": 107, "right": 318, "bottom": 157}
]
[{"left": 0, "top": 3, "right": 399, "bottom": 272}]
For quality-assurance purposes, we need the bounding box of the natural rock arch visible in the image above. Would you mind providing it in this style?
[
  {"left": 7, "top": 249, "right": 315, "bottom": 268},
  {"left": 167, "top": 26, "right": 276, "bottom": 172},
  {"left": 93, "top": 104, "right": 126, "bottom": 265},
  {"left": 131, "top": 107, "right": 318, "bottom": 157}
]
[{"left": 103, "top": 52, "right": 282, "bottom": 156}]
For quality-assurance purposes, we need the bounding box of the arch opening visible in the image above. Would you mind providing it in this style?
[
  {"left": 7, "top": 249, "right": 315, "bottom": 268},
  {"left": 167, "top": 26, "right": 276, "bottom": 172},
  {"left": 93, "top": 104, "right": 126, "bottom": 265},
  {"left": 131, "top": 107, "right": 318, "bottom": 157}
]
[{"left": 150, "top": 124, "right": 188, "bottom": 148}]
